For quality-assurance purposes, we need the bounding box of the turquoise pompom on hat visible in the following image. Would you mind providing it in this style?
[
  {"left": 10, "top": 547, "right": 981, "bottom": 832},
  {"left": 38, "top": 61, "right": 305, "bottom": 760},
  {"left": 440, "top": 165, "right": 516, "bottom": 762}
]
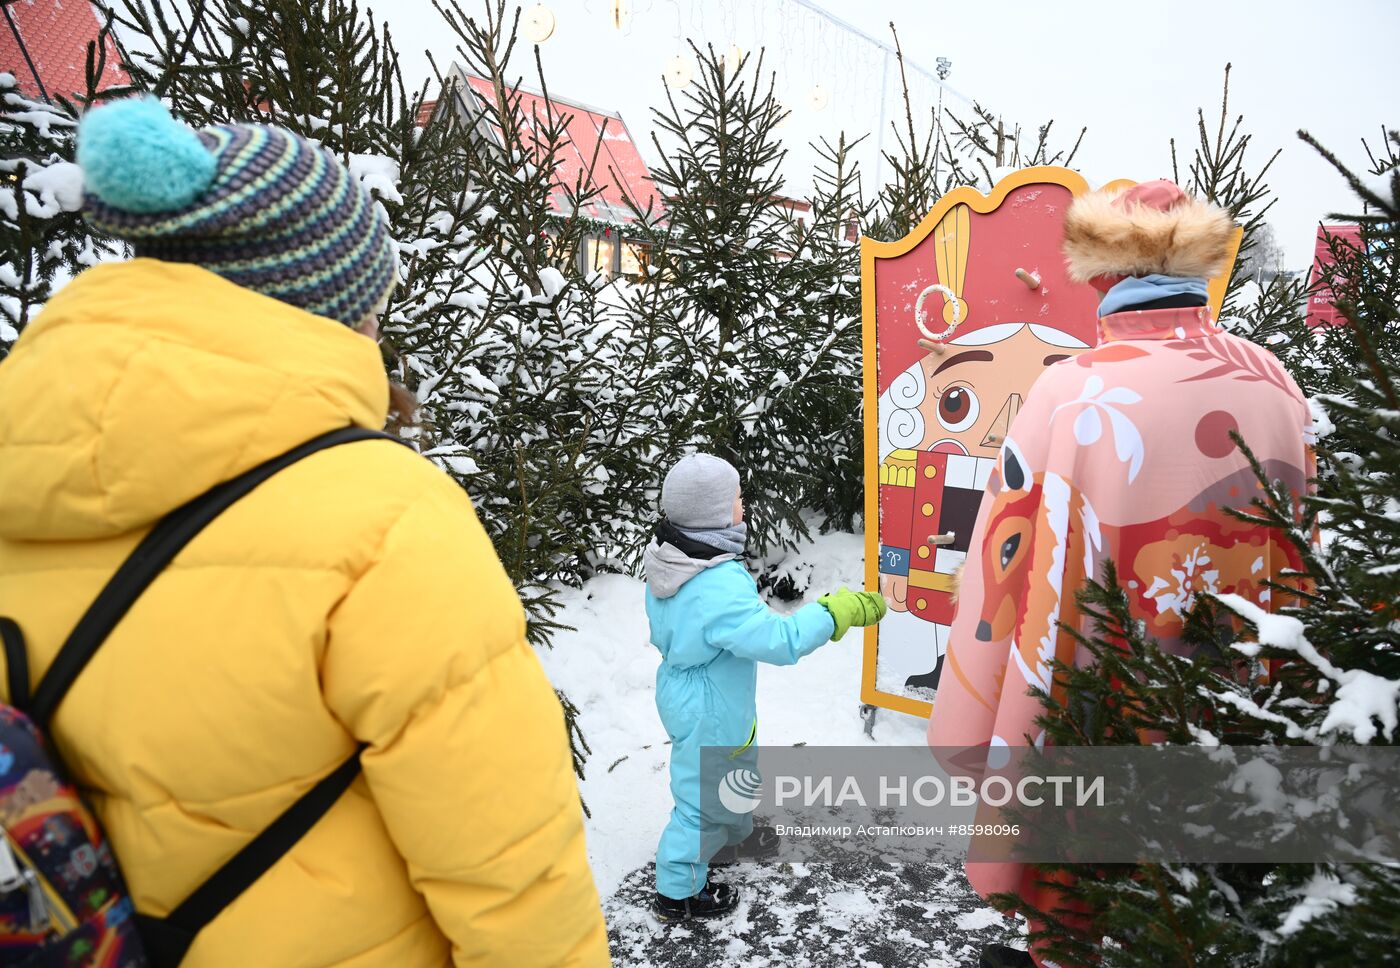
[
  {"left": 77, "top": 98, "right": 398, "bottom": 328},
  {"left": 78, "top": 98, "right": 215, "bottom": 212}
]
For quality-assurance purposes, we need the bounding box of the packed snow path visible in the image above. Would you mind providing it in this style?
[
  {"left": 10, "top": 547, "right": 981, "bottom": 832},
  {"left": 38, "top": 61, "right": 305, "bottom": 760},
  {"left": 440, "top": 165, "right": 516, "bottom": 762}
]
[
  {"left": 538, "top": 529, "right": 1024, "bottom": 965},
  {"left": 604, "top": 857, "right": 1019, "bottom": 967}
]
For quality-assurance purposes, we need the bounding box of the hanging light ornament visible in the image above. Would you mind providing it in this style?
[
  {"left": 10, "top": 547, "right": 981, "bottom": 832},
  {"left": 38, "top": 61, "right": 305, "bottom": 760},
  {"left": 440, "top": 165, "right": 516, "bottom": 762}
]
[
  {"left": 724, "top": 44, "right": 744, "bottom": 71},
  {"left": 522, "top": 4, "right": 556, "bottom": 43},
  {"left": 610, "top": 0, "right": 630, "bottom": 31},
  {"left": 664, "top": 51, "right": 693, "bottom": 87},
  {"left": 808, "top": 84, "right": 830, "bottom": 111}
]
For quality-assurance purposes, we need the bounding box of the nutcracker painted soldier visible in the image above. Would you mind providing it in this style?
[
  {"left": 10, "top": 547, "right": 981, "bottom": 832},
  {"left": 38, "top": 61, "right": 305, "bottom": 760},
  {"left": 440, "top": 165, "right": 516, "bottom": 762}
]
[{"left": 865, "top": 170, "right": 1101, "bottom": 706}]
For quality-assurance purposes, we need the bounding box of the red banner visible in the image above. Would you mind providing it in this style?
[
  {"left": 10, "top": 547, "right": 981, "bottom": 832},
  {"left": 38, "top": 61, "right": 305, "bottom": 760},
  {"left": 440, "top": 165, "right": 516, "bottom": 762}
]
[{"left": 1306, "top": 223, "right": 1364, "bottom": 329}]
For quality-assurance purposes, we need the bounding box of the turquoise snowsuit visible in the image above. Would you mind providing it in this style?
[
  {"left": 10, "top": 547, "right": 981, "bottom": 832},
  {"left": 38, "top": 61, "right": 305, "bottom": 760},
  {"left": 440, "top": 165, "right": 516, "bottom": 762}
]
[{"left": 646, "top": 559, "right": 835, "bottom": 899}]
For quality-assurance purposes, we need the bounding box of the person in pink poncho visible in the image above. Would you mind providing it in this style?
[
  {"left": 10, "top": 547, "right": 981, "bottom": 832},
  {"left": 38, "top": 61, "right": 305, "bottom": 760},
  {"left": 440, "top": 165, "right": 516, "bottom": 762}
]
[{"left": 926, "top": 180, "right": 1314, "bottom": 968}]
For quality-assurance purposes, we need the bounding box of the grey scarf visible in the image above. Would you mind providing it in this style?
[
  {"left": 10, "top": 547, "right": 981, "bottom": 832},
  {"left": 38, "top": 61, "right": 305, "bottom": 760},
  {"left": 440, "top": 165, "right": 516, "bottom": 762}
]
[{"left": 675, "top": 522, "right": 747, "bottom": 557}]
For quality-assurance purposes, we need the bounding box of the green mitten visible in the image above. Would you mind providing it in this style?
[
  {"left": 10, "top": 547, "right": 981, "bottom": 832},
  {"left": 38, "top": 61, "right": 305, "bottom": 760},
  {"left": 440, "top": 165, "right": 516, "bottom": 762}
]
[{"left": 817, "top": 587, "right": 889, "bottom": 641}]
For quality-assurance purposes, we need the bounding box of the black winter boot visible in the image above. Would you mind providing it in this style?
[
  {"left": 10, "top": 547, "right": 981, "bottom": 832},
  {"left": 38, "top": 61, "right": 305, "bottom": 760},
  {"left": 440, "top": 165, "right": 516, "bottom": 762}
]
[
  {"left": 709, "top": 824, "right": 781, "bottom": 866},
  {"left": 978, "top": 943, "right": 1035, "bottom": 967},
  {"left": 651, "top": 878, "right": 740, "bottom": 922},
  {"left": 905, "top": 651, "right": 945, "bottom": 690}
]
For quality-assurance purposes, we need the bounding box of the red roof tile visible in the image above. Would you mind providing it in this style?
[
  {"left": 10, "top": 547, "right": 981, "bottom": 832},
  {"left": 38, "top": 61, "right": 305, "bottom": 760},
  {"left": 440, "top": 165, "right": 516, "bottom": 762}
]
[
  {"left": 1, "top": 0, "right": 129, "bottom": 101},
  {"left": 455, "top": 72, "right": 658, "bottom": 224}
]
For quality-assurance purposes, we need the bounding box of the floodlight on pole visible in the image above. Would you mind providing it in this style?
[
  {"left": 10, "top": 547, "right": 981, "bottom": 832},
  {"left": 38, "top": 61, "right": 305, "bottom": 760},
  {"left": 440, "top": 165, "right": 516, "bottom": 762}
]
[{"left": 780, "top": 0, "right": 972, "bottom": 190}]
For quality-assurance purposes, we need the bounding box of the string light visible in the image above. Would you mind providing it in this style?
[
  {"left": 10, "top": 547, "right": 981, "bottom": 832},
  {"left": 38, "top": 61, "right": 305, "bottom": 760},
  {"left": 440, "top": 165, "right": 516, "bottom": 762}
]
[
  {"left": 628, "top": 0, "right": 958, "bottom": 172},
  {"left": 522, "top": 4, "right": 556, "bottom": 43},
  {"left": 664, "top": 51, "right": 694, "bottom": 86},
  {"left": 610, "top": 0, "right": 630, "bottom": 31}
]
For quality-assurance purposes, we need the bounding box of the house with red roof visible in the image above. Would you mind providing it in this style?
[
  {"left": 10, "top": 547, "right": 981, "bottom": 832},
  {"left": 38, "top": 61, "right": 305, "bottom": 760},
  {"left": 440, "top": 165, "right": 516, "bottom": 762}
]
[
  {"left": 422, "top": 64, "right": 661, "bottom": 281},
  {"left": 1, "top": 0, "right": 128, "bottom": 101},
  {"left": 419, "top": 72, "right": 837, "bottom": 272}
]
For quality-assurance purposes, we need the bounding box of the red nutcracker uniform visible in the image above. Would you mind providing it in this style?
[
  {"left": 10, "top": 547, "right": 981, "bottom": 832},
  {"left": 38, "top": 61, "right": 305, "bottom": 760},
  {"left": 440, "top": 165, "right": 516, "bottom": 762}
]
[{"left": 879, "top": 448, "right": 994, "bottom": 624}]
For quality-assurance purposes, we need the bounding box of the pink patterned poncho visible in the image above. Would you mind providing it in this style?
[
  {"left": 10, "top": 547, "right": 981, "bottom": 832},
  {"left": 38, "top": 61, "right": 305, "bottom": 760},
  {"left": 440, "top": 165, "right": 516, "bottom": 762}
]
[{"left": 926, "top": 303, "right": 1314, "bottom": 906}]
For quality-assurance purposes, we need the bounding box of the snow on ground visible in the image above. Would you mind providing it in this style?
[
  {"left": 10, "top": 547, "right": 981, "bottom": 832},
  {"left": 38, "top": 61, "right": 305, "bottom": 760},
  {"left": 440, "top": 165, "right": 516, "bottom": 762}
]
[
  {"left": 603, "top": 858, "right": 1019, "bottom": 967},
  {"left": 536, "top": 530, "right": 1016, "bottom": 966}
]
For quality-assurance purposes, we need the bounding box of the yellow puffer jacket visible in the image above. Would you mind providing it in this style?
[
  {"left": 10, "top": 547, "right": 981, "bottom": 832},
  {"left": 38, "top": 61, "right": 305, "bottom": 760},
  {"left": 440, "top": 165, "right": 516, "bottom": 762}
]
[{"left": 0, "top": 260, "right": 611, "bottom": 967}]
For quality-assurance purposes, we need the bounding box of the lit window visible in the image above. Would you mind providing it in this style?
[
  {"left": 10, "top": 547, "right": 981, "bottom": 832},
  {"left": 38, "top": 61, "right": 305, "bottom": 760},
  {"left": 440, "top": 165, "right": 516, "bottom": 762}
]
[
  {"left": 586, "top": 235, "right": 616, "bottom": 277},
  {"left": 620, "top": 241, "right": 651, "bottom": 279}
]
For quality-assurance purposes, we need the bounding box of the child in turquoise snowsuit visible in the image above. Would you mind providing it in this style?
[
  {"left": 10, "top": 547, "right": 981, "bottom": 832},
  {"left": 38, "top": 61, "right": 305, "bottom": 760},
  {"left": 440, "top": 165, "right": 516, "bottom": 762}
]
[{"left": 643, "top": 453, "right": 887, "bottom": 919}]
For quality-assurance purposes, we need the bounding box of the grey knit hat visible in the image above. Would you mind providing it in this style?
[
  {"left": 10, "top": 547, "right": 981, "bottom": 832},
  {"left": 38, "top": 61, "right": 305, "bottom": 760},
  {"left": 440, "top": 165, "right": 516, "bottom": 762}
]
[{"left": 662, "top": 453, "right": 741, "bottom": 529}]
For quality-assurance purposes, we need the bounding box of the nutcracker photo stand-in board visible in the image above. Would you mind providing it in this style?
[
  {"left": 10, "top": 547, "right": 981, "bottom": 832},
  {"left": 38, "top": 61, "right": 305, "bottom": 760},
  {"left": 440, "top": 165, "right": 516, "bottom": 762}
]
[{"left": 859, "top": 167, "right": 1241, "bottom": 720}]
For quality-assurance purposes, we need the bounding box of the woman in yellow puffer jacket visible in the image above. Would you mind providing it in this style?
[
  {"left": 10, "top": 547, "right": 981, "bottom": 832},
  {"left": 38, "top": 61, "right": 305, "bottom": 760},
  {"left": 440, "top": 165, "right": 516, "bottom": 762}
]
[{"left": 0, "top": 99, "right": 610, "bottom": 965}]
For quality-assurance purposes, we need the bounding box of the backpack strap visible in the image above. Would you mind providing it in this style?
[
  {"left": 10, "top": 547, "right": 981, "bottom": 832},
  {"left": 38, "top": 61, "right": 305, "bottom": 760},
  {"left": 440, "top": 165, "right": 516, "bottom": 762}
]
[
  {"left": 29, "top": 425, "right": 403, "bottom": 730},
  {"left": 0, "top": 617, "right": 29, "bottom": 710},
  {"left": 135, "top": 749, "right": 365, "bottom": 966},
  {"left": 21, "top": 424, "right": 408, "bottom": 967}
]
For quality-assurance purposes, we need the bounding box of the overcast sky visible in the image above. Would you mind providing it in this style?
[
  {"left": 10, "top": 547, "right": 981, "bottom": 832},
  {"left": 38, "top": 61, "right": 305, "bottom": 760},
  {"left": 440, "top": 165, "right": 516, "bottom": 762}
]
[{"left": 372, "top": 0, "right": 1400, "bottom": 268}]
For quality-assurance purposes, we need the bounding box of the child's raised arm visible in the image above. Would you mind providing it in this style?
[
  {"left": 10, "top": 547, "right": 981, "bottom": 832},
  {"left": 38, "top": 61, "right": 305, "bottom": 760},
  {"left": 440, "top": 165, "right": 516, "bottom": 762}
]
[{"left": 700, "top": 568, "right": 885, "bottom": 666}]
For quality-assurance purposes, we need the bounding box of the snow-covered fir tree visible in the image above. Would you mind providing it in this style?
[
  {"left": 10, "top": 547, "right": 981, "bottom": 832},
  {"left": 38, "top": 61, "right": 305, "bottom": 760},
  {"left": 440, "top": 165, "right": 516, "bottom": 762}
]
[
  {"left": 781, "top": 132, "right": 874, "bottom": 535},
  {"left": 620, "top": 44, "right": 871, "bottom": 563},
  {"left": 382, "top": 0, "right": 676, "bottom": 655},
  {"left": 0, "top": 20, "right": 130, "bottom": 356}
]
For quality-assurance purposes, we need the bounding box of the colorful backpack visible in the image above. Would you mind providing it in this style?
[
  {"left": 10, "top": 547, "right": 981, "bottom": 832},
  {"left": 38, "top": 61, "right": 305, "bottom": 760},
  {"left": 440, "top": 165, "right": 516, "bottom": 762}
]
[{"left": 0, "top": 427, "right": 398, "bottom": 967}]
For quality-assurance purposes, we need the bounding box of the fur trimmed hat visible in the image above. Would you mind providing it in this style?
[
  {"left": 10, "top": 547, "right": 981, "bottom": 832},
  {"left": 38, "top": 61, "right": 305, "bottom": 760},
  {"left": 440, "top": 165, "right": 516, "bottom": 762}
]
[{"left": 1062, "top": 180, "right": 1234, "bottom": 291}]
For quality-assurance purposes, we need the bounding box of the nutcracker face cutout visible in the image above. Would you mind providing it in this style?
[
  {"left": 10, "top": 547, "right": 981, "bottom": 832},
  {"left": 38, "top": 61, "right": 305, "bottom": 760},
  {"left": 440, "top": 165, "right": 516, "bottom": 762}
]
[{"left": 860, "top": 168, "right": 1104, "bottom": 718}]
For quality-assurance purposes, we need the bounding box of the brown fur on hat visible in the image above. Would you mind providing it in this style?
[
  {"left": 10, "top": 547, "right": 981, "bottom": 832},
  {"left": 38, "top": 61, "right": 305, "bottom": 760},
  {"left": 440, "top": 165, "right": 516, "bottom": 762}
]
[{"left": 1062, "top": 186, "right": 1235, "bottom": 284}]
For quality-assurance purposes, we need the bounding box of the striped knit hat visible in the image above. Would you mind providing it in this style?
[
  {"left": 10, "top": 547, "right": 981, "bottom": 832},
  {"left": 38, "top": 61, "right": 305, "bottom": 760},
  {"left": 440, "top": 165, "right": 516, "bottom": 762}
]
[{"left": 78, "top": 97, "right": 397, "bottom": 328}]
